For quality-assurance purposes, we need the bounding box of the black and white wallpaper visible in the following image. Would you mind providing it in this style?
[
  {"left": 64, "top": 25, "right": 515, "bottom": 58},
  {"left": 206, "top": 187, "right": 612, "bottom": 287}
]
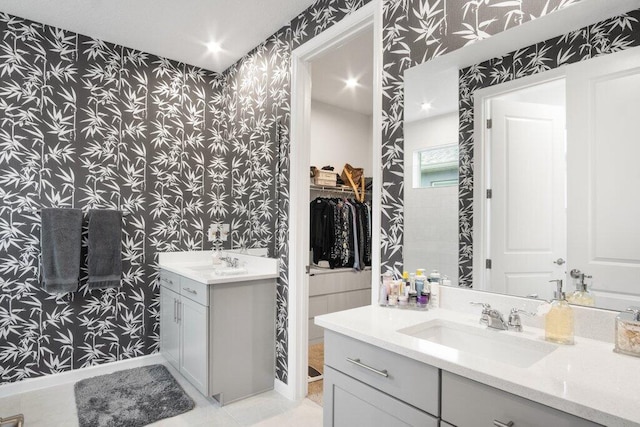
[{"left": 457, "top": 9, "right": 640, "bottom": 286}]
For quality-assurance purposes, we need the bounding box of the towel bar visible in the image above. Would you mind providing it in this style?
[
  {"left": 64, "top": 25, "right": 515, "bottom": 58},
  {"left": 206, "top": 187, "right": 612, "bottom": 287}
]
[{"left": 19, "top": 207, "right": 130, "bottom": 217}]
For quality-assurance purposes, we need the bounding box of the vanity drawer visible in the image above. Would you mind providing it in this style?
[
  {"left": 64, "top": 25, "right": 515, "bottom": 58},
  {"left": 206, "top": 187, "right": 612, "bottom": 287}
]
[
  {"left": 159, "top": 269, "right": 180, "bottom": 293},
  {"left": 324, "top": 330, "right": 439, "bottom": 416},
  {"left": 180, "top": 277, "right": 209, "bottom": 306},
  {"left": 441, "top": 371, "right": 602, "bottom": 427}
]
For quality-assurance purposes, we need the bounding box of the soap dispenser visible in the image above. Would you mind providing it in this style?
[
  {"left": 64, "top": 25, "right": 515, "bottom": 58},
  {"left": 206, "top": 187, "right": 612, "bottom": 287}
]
[
  {"left": 545, "top": 279, "right": 575, "bottom": 345},
  {"left": 567, "top": 270, "right": 595, "bottom": 307},
  {"left": 614, "top": 307, "right": 640, "bottom": 357}
]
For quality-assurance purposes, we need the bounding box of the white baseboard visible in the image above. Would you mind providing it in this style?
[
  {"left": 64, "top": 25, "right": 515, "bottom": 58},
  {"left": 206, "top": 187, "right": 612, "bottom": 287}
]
[
  {"left": 0, "top": 353, "right": 165, "bottom": 399},
  {"left": 274, "top": 377, "right": 296, "bottom": 401}
]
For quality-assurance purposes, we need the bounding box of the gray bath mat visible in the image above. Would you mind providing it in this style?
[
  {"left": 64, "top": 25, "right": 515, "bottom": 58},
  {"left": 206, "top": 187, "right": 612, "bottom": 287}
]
[{"left": 74, "top": 364, "right": 195, "bottom": 427}]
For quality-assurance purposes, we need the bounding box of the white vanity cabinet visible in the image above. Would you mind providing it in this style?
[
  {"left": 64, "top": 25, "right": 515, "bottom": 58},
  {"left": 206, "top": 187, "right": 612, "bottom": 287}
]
[
  {"left": 160, "top": 270, "right": 209, "bottom": 395},
  {"left": 159, "top": 268, "right": 276, "bottom": 405},
  {"left": 324, "top": 330, "right": 600, "bottom": 427}
]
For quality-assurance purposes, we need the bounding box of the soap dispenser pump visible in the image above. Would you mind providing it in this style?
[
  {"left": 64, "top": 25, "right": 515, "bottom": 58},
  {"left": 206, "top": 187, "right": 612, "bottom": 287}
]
[{"left": 545, "top": 279, "right": 575, "bottom": 345}]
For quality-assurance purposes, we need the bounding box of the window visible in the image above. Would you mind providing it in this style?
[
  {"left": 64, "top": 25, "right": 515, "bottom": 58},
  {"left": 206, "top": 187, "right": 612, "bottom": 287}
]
[{"left": 414, "top": 144, "right": 459, "bottom": 188}]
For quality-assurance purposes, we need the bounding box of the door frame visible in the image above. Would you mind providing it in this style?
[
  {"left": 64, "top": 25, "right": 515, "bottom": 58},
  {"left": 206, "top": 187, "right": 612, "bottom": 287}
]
[
  {"left": 285, "top": 0, "right": 383, "bottom": 401},
  {"left": 471, "top": 68, "right": 566, "bottom": 291}
]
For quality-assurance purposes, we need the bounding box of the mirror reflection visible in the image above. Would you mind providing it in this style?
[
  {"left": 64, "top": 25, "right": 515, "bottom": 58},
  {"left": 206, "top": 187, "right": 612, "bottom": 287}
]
[{"left": 404, "top": 7, "right": 640, "bottom": 311}]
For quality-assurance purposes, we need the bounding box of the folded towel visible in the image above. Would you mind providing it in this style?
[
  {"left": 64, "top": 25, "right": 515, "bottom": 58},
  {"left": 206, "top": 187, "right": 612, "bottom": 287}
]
[
  {"left": 40, "top": 208, "right": 83, "bottom": 294},
  {"left": 87, "top": 210, "right": 122, "bottom": 290}
]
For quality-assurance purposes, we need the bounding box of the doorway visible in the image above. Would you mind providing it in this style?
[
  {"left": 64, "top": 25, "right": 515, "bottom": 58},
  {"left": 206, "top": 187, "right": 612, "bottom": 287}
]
[{"left": 287, "top": 0, "right": 383, "bottom": 402}]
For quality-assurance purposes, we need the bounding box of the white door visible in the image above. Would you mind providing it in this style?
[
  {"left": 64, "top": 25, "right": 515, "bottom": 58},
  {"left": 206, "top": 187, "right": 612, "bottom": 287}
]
[
  {"left": 488, "top": 100, "right": 566, "bottom": 300},
  {"left": 160, "top": 286, "right": 180, "bottom": 370},
  {"left": 566, "top": 46, "right": 640, "bottom": 311},
  {"left": 179, "top": 296, "right": 209, "bottom": 395}
]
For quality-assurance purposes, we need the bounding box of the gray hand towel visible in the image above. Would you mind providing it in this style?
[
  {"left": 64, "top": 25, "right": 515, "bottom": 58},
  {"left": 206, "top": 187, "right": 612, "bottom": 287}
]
[
  {"left": 41, "top": 208, "right": 83, "bottom": 294},
  {"left": 88, "top": 209, "right": 123, "bottom": 290}
]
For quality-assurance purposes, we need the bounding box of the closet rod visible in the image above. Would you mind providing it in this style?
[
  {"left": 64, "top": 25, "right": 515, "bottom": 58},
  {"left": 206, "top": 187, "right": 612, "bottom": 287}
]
[{"left": 20, "top": 207, "right": 131, "bottom": 217}]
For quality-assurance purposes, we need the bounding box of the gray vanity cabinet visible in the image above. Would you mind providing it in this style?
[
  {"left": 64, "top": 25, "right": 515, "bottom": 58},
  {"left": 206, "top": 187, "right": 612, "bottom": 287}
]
[
  {"left": 441, "top": 371, "right": 601, "bottom": 427},
  {"left": 324, "top": 331, "right": 601, "bottom": 427},
  {"left": 160, "top": 269, "right": 276, "bottom": 404},
  {"left": 323, "top": 330, "right": 439, "bottom": 427}
]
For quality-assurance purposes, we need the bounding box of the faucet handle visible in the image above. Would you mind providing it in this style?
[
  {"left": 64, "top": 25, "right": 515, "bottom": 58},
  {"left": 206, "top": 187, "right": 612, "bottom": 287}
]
[{"left": 510, "top": 308, "right": 535, "bottom": 317}]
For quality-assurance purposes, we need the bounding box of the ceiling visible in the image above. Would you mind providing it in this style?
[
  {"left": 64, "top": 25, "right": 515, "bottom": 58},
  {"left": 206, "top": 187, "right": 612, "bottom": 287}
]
[
  {"left": 311, "top": 28, "right": 373, "bottom": 116},
  {"left": 404, "top": 67, "right": 459, "bottom": 123},
  {"left": 0, "top": 0, "right": 317, "bottom": 73}
]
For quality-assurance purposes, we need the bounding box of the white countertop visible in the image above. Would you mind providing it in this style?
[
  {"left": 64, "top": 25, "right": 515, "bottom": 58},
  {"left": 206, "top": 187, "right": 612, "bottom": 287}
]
[
  {"left": 158, "top": 250, "right": 279, "bottom": 285},
  {"left": 315, "top": 305, "right": 640, "bottom": 427}
]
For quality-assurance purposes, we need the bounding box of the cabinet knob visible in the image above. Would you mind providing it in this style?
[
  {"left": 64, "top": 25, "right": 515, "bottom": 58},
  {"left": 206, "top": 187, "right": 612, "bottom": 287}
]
[{"left": 493, "top": 420, "right": 514, "bottom": 427}]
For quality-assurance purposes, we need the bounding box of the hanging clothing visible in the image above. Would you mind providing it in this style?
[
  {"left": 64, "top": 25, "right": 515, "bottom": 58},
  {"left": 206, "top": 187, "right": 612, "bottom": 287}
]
[{"left": 310, "top": 197, "right": 372, "bottom": 270}]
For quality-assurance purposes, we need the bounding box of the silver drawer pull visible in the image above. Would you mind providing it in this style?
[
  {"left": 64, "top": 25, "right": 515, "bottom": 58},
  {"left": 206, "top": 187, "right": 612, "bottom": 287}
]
[
  {"left": 346, "top": 357, "right": 389, "bottom": 378},
  {"left": 183, "top": 287, "right": 197, "bottom": 295},
  {"left": 494, "top": 420, "right": 514, "bottom": 427}
]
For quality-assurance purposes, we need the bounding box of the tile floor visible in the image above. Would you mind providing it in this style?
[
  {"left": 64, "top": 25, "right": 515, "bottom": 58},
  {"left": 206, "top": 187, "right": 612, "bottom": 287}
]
[{"left": 0, "top": 362, "right": 323, "bottom": 427}]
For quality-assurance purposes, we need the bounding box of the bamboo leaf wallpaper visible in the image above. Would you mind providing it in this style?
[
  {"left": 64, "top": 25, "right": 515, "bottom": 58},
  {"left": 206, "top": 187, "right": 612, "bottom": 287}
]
[{"left": 0, "top": 0, "right": 597, "bottom": 386}]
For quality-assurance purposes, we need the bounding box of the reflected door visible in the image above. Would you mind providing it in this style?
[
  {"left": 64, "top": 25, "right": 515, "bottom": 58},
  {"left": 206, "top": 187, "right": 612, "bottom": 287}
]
[
  {"left": 566, "top": 47, "right": 640, "bottom": 310},
  {"left": 489, "top": 100, "right": 566, "bottom": 299}
]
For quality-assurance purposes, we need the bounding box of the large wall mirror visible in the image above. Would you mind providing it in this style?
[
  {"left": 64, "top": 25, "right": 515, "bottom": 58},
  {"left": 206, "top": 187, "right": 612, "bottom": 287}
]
[{"left": 403, "top": 0, "right": 640, "bottom": 311}]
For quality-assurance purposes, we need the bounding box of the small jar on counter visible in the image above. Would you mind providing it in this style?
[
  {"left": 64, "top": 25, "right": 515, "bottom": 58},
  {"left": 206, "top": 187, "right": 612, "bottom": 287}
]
[{"left": 614, "top": 307, "right": 640, "bottom": 358}]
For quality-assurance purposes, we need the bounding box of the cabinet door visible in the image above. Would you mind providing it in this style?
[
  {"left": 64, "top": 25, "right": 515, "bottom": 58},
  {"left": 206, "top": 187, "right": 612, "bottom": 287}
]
[
  {"left": 324, "top": 366, "right": 438, "bottom": 427},
  {"left": 179, "top": 296, "right": 209, "bottom": 396},
  {"left": 160, "top": 286, "right": 180, "bottom": 370}
]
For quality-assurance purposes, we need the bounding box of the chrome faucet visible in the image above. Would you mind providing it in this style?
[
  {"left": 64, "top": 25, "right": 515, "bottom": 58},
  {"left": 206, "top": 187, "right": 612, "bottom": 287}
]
[{"left": 470, "top": 302, "right": 509, "bottom": 330}]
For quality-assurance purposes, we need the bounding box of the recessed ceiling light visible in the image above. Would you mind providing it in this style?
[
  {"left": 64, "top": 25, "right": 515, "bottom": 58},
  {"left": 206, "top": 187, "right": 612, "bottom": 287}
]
[
  {"left": 421, "top": 102, "right": 432, "bottom": 111},
  {"left": 346, "top": 78, "right": 358, "bottom": 88},
  {"left": 207, "top": 41, "right": 221, "bottom": 53}
]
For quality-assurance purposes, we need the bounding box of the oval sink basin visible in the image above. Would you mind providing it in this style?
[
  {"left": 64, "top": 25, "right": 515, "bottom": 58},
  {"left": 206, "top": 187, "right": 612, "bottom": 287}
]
[{"left": 397, "top": 319, "right": 557, "bottom": 368}]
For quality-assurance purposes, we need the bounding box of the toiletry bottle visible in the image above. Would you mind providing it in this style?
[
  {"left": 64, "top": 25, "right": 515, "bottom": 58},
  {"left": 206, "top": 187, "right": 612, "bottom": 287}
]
[
  {"left": 567, "top": 273, "right": 595, "bottom": 307},
  {"left": 378, "top": 279, "right": 388, "bottom": 306},
  {"left": 388, "top": 280, "right": 399, "bottom": 306},
  {"left": 428, "top": 269, "right": 441, "bottom": 285},
  {"left": 409, "top": 273, "right": 416, "bottom": 293},
  {"left": 430, "top": 280, "right": 440, "bottom": 308},
  {"left": 415, "top": 272, "right": 426, "bottom": 296},
  {"left": 402, "top": 271, "right": 411, "bottom": 297},
  {"left": 441, "top": 275, "right": 451, "bottom": 287},
  {"left": 545, "top": 280, "right": 575, "bottom": 345}
]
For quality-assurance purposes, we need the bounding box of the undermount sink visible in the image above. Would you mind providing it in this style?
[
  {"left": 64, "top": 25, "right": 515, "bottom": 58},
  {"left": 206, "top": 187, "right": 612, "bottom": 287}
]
[
  {"left": 398, "top": 319, "right": 557, "bottom": 368},
  {"left": 186, "top": 264, "right": 248, "bottom": 276}
]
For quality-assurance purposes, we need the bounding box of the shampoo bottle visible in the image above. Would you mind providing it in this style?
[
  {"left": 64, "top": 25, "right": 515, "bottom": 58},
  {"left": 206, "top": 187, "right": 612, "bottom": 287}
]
[{"left": 545, "top": 279, "right": 575, "bottom": 345}]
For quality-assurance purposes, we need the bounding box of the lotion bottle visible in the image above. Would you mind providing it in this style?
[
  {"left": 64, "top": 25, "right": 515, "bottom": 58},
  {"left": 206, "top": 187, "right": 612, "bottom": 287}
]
[{"left": 545, "top": 279, "right": 575, "bottom": 345}]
